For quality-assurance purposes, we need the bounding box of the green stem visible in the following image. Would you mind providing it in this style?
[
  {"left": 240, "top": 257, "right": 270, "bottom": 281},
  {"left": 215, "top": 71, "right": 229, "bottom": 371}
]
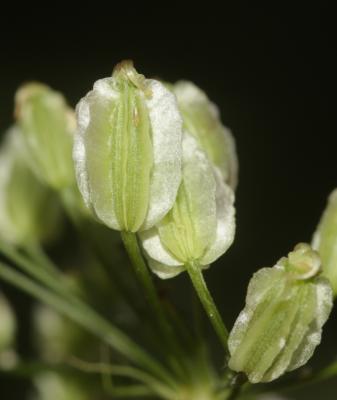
[
  {"left": 67, "top": 356, "right": 176, "bottom": 399},
  {"left": 60, "top": 188, "right": 154, "bottom": 326},
  {"left": 186, "top": 261, "right": 229, "bottom": 354},
  {"left": 121, "top": 231, "right": 187, "bottom": 377},
  {"left": 60, "top": 187, "right": 172, "bottom": 356},
  {"left": 103, "top": 384, "right": 154, "bottom": 398},
  {"left": 0, "top": 260, "right": 174, "bottom": 387},
  {"left": 121, "top": 231, "right": 164, "bottom": 319},
  {"left": 0, "top": 360, "right": 160, "bottom": 398},
  {"left": 314, "top": 360, "right": 337, "bottom": 383},
  {"left": 226, "top": 375, "right": 248, "bottom": 400},
  {"left": 0, "top": 241, "right": 82, "bottom": 308},
  {"left": 23, "top": 242, "right": 59, "bottom": 275}
]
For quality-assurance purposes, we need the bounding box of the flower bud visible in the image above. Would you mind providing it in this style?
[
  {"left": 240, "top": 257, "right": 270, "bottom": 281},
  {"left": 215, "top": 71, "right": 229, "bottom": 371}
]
[
  {"left": 172, "top": 81, "right": 238, "bottom": 189},
  {"left": 0, "top": 128, "right": 62, "bottom": 246},
  {"left": 15, "top": 82, "right": 76, "bottom": 190},
  {"left": 34, "top": 373, "right": 90, "bottom": 400},
  {"left": 0, "top": 293, "right": 16, "bottom": 353},
  {"left": 228, "top": 243, "right": 333, "bottom": 383},
  {"left": 33, "top": 304, "right": 84, "bottom": 362},
  {"left": 312, "top": 189, "right": 337, "bottom": 295},
  {"left": 74, "top": 60, "right": 183, "bottom": 232},
  {"left": 140, "top": 134, "right": 235, "bottom": 278}
]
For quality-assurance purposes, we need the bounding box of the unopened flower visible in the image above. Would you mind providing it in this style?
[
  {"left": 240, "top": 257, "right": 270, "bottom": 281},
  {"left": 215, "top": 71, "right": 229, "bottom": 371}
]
[
  {"left": 312, "top": 189, "right": 337, "bottom": 295},
  {"left": 228, "top": 243, "right": 333, "bottom": 383},
  {"left": 74, "top": 60, "right": 183, "bottom": 232},
  {"left": 140, "top": 134, "right": 235, "bottom": 278},
  {"left": 33, "top": 303, "right": 85, "bottom": 363},
  {"left": 15, "top": 82, "right": 76, "bottom": 190},
  {"left": 0, "top": 128, "right": 62, "bottom": 246},
  {"left": 34, "top": 372, "right": 90, "bottom": 400},
  {"left": 172, "top": 81, "right": 238, "bottom": 189}
]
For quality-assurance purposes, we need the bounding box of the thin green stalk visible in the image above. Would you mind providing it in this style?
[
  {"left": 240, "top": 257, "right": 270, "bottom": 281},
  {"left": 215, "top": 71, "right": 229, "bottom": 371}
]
[
  {"left": 60, "top": 186, "right": 177, "bottom": 360},
  {"left": 226, "top": 375, "right": 248, "bottom": 400},
  {"left": 0, "top": 241, "right": 80, "bottom": 306},
  {"left": 10, "top": 230, "right": 176, "bottom": 378},
  {"left": 67, "top": 356, "right": 176, "bottom": 399},
  {"left": 120, "top": 231, "right": 165, "bottom": 320},
  {"left": 60, "top": 188, "right": 155, "bottom": 327},
  {"left": 103, "top": 384, "right": 154, "bottom": 398},
  {"left": 186, "top": 261, "right": 229, "bottom": 355},
  {"left": 23, "top": 242, "right": 59, "bottom": 275},
  {"left": 0, "top": 260, "right": 175, "bottom": 387},
  {"left": 0, "top": 360, "right": 156, "bottom": 398},
  {"left": 314, "top": 360, "right": 337, "bottom": 383},
  {"left": 121, "top": 231, "right": 187, "bottom": 377}
]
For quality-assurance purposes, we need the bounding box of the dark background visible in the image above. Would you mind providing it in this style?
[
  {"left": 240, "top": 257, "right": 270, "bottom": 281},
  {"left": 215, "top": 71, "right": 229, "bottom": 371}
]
[{"left": 1, "top": 4, "right": 337, "bottom": 399}]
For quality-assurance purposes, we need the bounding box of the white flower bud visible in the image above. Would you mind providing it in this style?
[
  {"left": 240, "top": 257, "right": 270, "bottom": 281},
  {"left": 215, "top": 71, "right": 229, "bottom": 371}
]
[
  {"left": 228, "top": 244, "right": 333, "bottom": 383},
  {"left": 34, "top": 373, "right": 90, "bottom": 400},
  {"left": 173, "top": 81, "right": 238, "bottom": 189},
  {"left": 140, "top": 134, "right": 235, "bottom": 278},
  {"left": 74, "top": 61, "right": 183, "bottom": 232},
  {"left": 0, "top": 128, "right": 62, "bottom": 246},
  {"left": 15, "top": 83, "right": 76, "bottom": 190}
]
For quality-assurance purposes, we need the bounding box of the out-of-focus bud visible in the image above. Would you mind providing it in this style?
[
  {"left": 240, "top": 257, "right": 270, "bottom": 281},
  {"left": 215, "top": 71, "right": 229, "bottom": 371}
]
[
  {"left": 74, "top": 60, "right": 183, "bottom": 232},
  {"left": 0, "top": 292, "right": 16, "bottom": 353},
  {"left": 140, "top": 134, "right": 235, "bottom": 278},
  {"left": 33, "top": 304, "right": 85, "bottom": 363},
  {"left": 228, "top": 243, "right": 333, "bottom": 383},
  {"left": 172, "top": 81, "right": 238, "bottom": 189},
  {"left": 15, "top": 82, "right": 76, "bottom": 190},
  {"left": 34, "top": 373, "right": 90, "bottom": 400},
  {"left": 312, "top": 189, "right": 337, "bottom": 295},
  {"left": 0, "top": 128, "right": 62, "bottom": 246}
]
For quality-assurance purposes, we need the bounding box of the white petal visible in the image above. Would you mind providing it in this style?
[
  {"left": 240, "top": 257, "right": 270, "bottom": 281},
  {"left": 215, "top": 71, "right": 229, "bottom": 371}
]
[
  {"left": 173, "top": 80, "right": 238, "bottom": 189},
  {"left": 140, "top": 227, "right": 182, "bottom": 267},
  {"left": 200, "top": 167, "right": 236, "bottom": 265},
  {"left": 146, "top": 257, "right": 185, "bottom": 280},
  {"left": 141, "top": 80, "right": 183, "bottom": 230},
  {"left": 74, "top": 80, "right": 120, "bottom": 229},
  {"left": 73, "top": 97, "right": 90, "bottom": 207},
  {"left": 0, "top": 138, "right": 15, "bottom": 242},
  {"left": 287, "top": 277, "right": 333, "bottom": 371},
  {"left": 178, "top": 134, "right": 218, "bottom": 257}
]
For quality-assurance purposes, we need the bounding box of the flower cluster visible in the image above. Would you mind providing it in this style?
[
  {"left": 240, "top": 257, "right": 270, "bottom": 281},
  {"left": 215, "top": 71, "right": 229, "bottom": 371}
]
[
  {"left": 0, "top": 60, "right": 336, "bottom": 399},
  {"left": 74, "top": 60, "right": 237, "bottom": 277}
]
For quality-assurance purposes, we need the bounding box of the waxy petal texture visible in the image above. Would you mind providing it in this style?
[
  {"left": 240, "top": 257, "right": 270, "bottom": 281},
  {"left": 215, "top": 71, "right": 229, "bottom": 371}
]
[
  {"left": 228, "top": 244, "right": 333, "bottom": 383},
  {"left": 140, "top": 134, "right": 235, "bottom": 278},
  {"left": 173, "top": 81, "right": 238, "bottom": 189},
  {"left": 74, "top": 62, "right": 182, "bottom": 232}
]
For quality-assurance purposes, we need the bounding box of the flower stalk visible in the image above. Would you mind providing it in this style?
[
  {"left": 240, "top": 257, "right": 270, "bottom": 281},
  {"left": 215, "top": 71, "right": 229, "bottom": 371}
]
[
  {"left": 0, "top": 259, "right": 175, "bottom": 387},
  {"left": 121, "top": 231, "right": 188, "bottom": 377},
  {"left": 186, "top": 261, "right": 229, "bottom": 354}
]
